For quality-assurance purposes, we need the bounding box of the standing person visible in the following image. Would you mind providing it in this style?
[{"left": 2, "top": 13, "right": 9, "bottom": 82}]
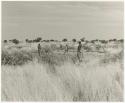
[
  {"left": 77, "top": 41, "right": 82, "bottom": 62},
  {"left": 38, "top": 43, "right": 41, "bottom": 56},
  {"left": 64, "top": 44, "right": 69, "bottom": 54}
]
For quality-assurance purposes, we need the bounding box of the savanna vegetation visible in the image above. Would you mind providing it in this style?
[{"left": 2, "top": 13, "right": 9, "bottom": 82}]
[{"left": 1, "top": 37, "right": 124, "bottom": 101}]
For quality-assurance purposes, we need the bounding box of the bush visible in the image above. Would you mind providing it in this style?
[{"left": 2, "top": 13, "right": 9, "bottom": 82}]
[
  {"left": 4, "top": 40, "right": 7, "bottom": 43},
  {"left": 25, "top": 39, "right": 29, "bottom": 43},
  {"left": 50, "top": 39, "right": 54, "bottom": 42},
  {"left": 33, "top": 37, "right": 42, "bottom": 42},
  {"left": 62, "top": 38, "right": 68, "bottom": 42},
  {"left": 2, "top": 50, "right": 33, "bottom": 65},
  {"left": 11, "top": 39, "right": 19, "bottom": 44},
  {"left": 72, "top": 39, "right": 76, "bottom": 42},
  {"left": 80, "top": 37, "right": 85, "bottom": 42}
]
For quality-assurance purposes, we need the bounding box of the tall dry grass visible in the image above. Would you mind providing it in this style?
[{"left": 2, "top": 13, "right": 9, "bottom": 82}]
[
  {"left": 2, "top": 50, "right": 123, "bottom": 101},
  {"left": 2, "top": 47, "right": 77, "bottom": 66},
  {"left": 1, "top": 43, "right": 123, "bottom": 101}
]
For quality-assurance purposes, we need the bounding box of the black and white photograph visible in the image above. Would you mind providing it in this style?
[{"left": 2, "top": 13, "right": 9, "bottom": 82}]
[{"left": 1, "top": 0, "right": 124, "bottom": 101}]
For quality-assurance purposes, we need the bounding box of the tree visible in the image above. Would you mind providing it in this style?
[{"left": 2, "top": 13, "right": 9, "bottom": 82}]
[
  {"left": 33, "top": 37, "right": 42, "bottom": 42},
  {"left": 80, "top": 37, "right": 85, "bottom": 42},
  {"left": 25, "top": 39, "right": 29, "bottom": 43},
  {"left": 100, "top": 40, "right": 107, "bottom": 44},
  {"left": 95, "top": 39, "right": 99, "bottom": 41},
  {"left": 50, "top": 39, "right": 54, "bottom": 42},
  {"left": 72, "top": 39, "right": 76, "bottom": 42},
  {"left": 85, "top": 40, "right": 89, "bottom": 43},
  {"left": 12, "top": 39, "right": 19, "bottom": 44},
  {"left": 118, "top": 39, "right": 124, "bottom": 43},
  {"left": 4, "top": 40, "right": 7, "bottom": 43},
  {"left": 91, "top": 40, "right": 95, "bottom": 43},
  {"left": 28, "top": 40, "right": 33, "bottom": 43},
  {"left": 62, "top": 38, "right": 68, "bottom": 42},
  {"left": 43, "top": 40, "right": 46, "bottom": 42},
  {"left": 46, "top": 40, "right": 50, "bottom": 42},
  {"left": 109, "top": 39, "right": 113, "bottom": 42},
  {"left": 36, "top": 37, "right": 42, "bottom": 42},
  {"left": 113, "top": 39, "right": 117, "bottom": 41}
]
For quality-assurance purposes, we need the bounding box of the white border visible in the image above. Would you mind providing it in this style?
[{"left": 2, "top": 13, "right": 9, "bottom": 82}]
[
  {"left": 1, "top": 0, "right": 124, "bottom": 2},
  {"left": 0, "top": 0, "right": 124, "bottom": 103},
  {"left": 0, "top": 0, "right": 2, "bottom": 102}
]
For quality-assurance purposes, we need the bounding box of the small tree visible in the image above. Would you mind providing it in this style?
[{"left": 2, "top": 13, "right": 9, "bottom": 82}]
[
  {"left": 72, "top": 39, "right": 76, "bottom": 42},
  {"left": 80, "top": 37, "right": 85, "bottom": 42},
  {"left": 91, "top": 40, "right": 95, "bottom": 43},
  {"left": 12, "top": 39, "right": 19, "bottom": 44},
  {"left": 118, "top": 39, "right": 124, "bottom": 43},
  {"left": 50, "top": 39, "right": 54, "bottom": 42},
  {"left": 32, "top": 37, "right": 42, "bottom": 42},
  {"left": 113, "top": 39, "right": 117, "bottom": 42},
  {"left": 36, "top": 37, "right": 42, "bottom": 42},
  {"left": 109, "top": 39, "right": 113, "bottom": 42},
  {"left": 95, "top": 39, "right": 99, "bottom": 41},
  {"left": 4, "top": 40, "right": 7, "bottom": 43},
  {"left": 85, "top": 40, "right": 89, "bottom": 43},
  {"left": 28, "top": 40, "right": 33, "bottom": 43},
  {"left": 46, "top": 40, "right": 50, "bottom": 42},
  {"left": 25, "top": 39, "right": 29, "bottom": 43},
  {"left": 100, "top": 40, "right": 107, "bottom": 44},
  {"left": 62, "top": 38, "right": 68, "bottom": 42}
]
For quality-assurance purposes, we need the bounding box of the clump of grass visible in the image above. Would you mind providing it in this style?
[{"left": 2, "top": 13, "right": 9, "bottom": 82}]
[
  {"left": 100, "top": 50, "right": 123, "bottom": 64},
  {"left": 2, "top": 50, "right": 33, "bottom": 65}
]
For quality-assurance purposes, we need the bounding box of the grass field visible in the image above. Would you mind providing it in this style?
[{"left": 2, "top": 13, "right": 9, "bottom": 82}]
[{"left": 1, "top": 42, "right": 124, "bottom": 101}]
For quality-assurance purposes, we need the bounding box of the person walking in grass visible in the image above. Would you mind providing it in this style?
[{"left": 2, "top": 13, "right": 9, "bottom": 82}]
[
  {"left": 64, "top": 44, "right": 69, "bottom": 54},
  {"left": 77, "top": 41, "right": 82, "bottom": 62},
  {"left": 38, "top": 43, "right": 41, "bottom": 56}
]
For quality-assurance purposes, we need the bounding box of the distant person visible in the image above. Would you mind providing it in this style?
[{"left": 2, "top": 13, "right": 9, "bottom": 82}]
[
  {"left": 60, "top": 44, "right": 63, "bottom": 49},
  {"left": 38, "top": 43, "right": 41, "bottom": 56},
  {"left": 64, "top": 44, "right": 69, "bottom": 54},
  {"left": 77, "top": 41, "right": 82, "bottom": 62}
]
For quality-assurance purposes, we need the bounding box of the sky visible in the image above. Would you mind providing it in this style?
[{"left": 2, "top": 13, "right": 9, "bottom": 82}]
[{"left": 2, "top": 1, "right": 124, "bottom": 41}]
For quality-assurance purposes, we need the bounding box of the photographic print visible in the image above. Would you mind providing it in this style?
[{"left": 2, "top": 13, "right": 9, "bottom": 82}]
[{"left": 1, "top": 0, "right": 124, "bottom": 101}]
